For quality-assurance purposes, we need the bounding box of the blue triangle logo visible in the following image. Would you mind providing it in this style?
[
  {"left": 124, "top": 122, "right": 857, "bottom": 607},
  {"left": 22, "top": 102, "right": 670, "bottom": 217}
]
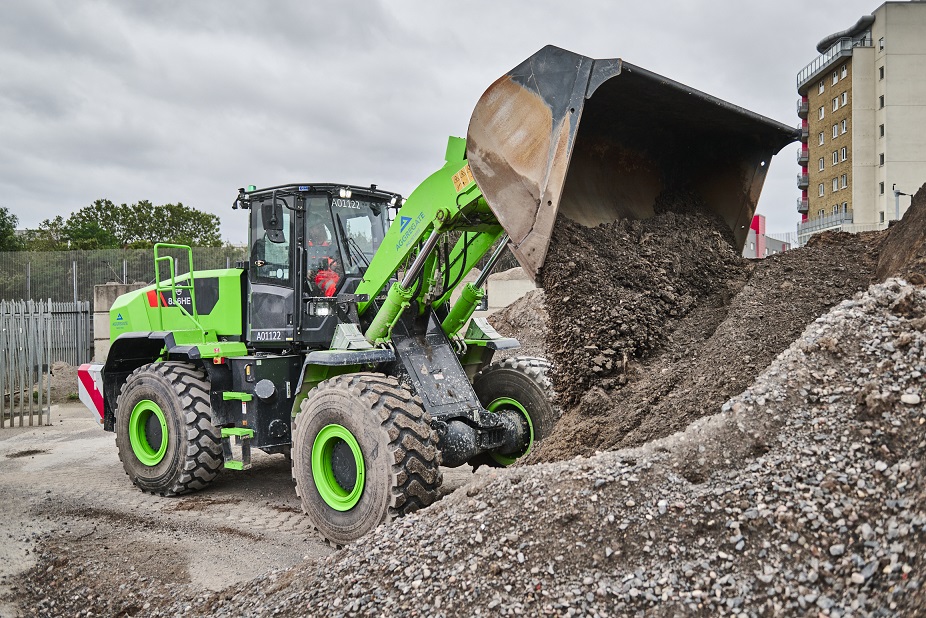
[
  {"left": 399, "top": 216, "right": 412, "bottom": 232},
  {"left": 116, "top": 313, "right": 124, "bottom": 321}
]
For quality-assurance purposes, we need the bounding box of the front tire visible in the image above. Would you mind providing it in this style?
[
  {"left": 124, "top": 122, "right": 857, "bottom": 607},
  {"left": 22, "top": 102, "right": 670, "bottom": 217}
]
[
  {"left": 472, "top": 356, "right": 557, "bottom": 466},
  {"left": 114, "top": 362, "right": 222, "bottom": 496},
  {"left": 292, "top": 373, "right": 442, "bottom": 547}
]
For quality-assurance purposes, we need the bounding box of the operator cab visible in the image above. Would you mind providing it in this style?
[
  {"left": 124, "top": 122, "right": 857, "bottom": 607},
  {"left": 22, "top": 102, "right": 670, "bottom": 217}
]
[{"left": 236, "top": 184, "right": 397, "bottom": 349}]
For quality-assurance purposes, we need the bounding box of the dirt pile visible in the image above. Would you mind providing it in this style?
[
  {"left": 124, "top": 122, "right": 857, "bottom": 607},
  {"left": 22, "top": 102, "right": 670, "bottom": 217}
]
[
  {"left": 48, "top": 362, "right": 79, "bottom": 404},
  {"left": 141, "top": 278, "right": 926, "bottom": 617},
  {"left": 537, "top": 193, "right": 748, "bottom": 408},
  {"left": 487, "top": 288, "right": 547, "bottom": 360},
  {"left": 876, "top": 183, "right": 926, "bottom": 283},
  {"left": 522, "top": 199, "right": 882, "bottom": 461}
]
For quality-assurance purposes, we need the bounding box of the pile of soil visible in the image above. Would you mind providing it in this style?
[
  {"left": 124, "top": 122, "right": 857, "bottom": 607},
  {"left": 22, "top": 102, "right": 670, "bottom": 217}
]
[
  {"left": 48, "top": 362, "right": 79, "bottom": 404},
  {"left": 519, "top": 191, "right": 885, "bottom": 462},
  {"left": 876, "top": 183, "right": 926, "bottom": 283},
  {"left": 537, "top": 193, "right": 749, "bottom": 408},
  {"left": 487, "top": 288, "right": 547, "bottom": 360}
]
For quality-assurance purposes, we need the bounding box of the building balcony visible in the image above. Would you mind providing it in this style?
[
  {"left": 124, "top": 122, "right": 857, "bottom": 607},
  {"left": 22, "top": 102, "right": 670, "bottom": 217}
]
[
  {"left": 796, "top": 148, "right": 809, "bottom": 165},
  {"left": 797, "top": 122, "right": 809, "bottom": 140},
  {"left": 797, "top": 36, "right": 873, "bottom": 92},
  {"left": 797, "top": 99, "right": 809, "bottom": 118},
  {"left": 797, "top": 210, "right": 853, "bottom": 238},
  {"left": 796, "top": 198, "right": 809, "bottom": 214},
  {"left": 797, "top": 173, "right": 810, "bottom": 189}
]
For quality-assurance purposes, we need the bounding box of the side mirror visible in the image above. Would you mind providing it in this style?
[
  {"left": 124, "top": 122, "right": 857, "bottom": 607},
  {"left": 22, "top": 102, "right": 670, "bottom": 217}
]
[{"left": 261, "top": 201, "right": 285, "bottom": 243}]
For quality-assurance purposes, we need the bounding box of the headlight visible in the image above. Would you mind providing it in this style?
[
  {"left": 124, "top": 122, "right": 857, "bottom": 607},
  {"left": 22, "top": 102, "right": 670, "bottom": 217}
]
[{"left": 310, "top": 303, "right": 332, "bottom": 316}]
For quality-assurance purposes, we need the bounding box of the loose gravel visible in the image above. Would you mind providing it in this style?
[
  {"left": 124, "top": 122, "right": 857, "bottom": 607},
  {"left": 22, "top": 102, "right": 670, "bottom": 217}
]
[{"left": 150, "top": 278, "right": 926, "bottom": 617}]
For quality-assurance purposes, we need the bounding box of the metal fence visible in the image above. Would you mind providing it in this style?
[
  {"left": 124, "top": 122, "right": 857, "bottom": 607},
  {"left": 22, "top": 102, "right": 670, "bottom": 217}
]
[
  {"left": 0, "top": 246, "right": 247, "bottom": 304},
  {"left": 1, "top": 301, "right": 49, "bottom": 426},
  {"left": 1, "top": 299, "right": 92, "bottom": 427}
]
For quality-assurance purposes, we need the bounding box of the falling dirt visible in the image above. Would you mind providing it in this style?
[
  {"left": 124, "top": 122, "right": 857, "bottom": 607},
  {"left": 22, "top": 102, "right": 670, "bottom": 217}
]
[{"left": 521, "top": 192, "right": 884, "bottom": 463}]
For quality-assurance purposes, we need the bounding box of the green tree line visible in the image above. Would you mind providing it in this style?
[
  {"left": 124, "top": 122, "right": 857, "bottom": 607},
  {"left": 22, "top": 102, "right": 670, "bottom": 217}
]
[{"left": 0, "top": 200, "right": 222, "bottom": 251}]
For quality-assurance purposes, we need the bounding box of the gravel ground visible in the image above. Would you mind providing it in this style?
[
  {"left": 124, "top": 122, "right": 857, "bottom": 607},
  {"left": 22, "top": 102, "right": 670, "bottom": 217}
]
[{"left": 145, "top": 278, "right": 926, "bottom": 617}]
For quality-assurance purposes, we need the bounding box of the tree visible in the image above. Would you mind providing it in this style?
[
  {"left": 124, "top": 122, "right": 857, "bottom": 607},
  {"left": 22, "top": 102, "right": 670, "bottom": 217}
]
[
  {"left": 0, "top": 206, "right": 24, "bottom": 251},
  {"left": 23, "top": 216, "right": 69, "bottom": 251},
  {"left": 24, "top": 199, "right": 223, "bottom": 250}
]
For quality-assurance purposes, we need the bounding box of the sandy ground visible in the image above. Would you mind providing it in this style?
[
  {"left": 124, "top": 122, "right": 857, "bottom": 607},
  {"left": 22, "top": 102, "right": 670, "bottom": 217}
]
[{"left": 0, "top": 403, "right": 473, "bottom": 617}]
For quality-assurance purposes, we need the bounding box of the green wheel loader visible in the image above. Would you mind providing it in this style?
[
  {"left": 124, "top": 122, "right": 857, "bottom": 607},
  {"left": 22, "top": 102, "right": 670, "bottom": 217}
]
[{"left": 77, "top": 46, "right": 796, "bottom": 545}]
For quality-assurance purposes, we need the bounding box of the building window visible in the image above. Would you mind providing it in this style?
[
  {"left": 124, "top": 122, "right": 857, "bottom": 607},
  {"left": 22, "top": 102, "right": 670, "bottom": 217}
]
[
  {"left": 879, "top": 124, "right": 885, "bottom": 137},
  {"left": 832, "top": 151, "right": 838, "bottom": 165},
  {"left": 750, "top": 242, "right": 755, "bottom": 250},
  {"left": 819, "top": 183, "right": 825, "bottom": 197},
  {"left": 832, "top": 70, "right": 838, "bottom": 85},
  {"left": 819, "top": 132, "right": 825, "bottom": 145},
  {"left": 879, "top": 66, "right": 884, "bottom": 80},
  {"left": 879, "top": 153, "right": 885, "bottom": 166},
  {"left": 819, "top": 209, "right": 826, "bottom": 218},
  {"left": 841, "top": 174, "right": 847, "bottom": 188},
  {"left": 879, "top": 95, "right": 885, "bottom": 109},
  {"left": 819, "top": 106, "right": 825, "bottom": 120},
  {"left": 833, "top": 124, "right": 838, "bottom": 138},
  {"left": 879, "top": 37, "right": 884, "bottom": 50},
  {"left": 832, "top": 98, "right": 838, "bottom": 111},
  {"left": 833, "top": 178, "right": 839, "bottom": 192},
  {"left": 880, "top": 211, "right": 885, "bottom": 223},
  {"left": 841, "top": 119, "right": 847, "bottom": 134},
  {"left": 818, "top": 80, "right": 825, "bottom": 94},
  {"left": 842, "top": 92, "right": 848, "bottom": 106},
  {"left": 832, "top": 205, "right": 840, "bottom": 215},
  {"left": 819, "top": 157, "right": 825, "bottom": 171},
  {"left": 880, "top": 182, "right": 885, "bottom": 195},
  {"left": 841, "top": 147, "right": 847, "bottom": 161},
  {"left": 842, "top": 202, "right": 848, "bottom": 213},
  {"left": 841, "top": 65, "right": 848, "bottom": 79}
]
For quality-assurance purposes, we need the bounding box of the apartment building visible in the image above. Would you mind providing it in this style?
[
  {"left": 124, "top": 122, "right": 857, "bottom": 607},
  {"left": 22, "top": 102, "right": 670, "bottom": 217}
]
[{"left": 796, "top": 1, "right": 926, "bottom": 244}]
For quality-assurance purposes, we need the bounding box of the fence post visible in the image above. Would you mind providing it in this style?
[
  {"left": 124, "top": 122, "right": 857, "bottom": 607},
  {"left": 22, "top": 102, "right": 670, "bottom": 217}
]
[
  {"left": 26, "top": 261, "right": 31, "bottom": 300},
  {"left": 46, "top": 309, "right": 52, "bottom": 424},
  {"left": 72, "top": 263, "right": 80, "bottom": 366},
  {"left": 0, "top": 300, "right": 6, "bottom": 427}
]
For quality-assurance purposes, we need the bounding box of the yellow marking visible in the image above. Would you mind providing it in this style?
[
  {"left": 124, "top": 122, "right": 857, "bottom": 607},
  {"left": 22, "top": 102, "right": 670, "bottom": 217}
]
[{"left": 452, "top": 164, "right": 475, "bottom": 193}]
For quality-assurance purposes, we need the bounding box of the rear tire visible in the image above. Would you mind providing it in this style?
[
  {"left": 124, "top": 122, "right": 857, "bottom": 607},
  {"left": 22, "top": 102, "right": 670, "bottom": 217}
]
[
  {"left": 115, "top": 362, "right": 222, "bottom": 496},
  {"left": 472, "top": 356, "right": 557, "bottom": 466},
  {"left": 292, "top": 373, "right": 442, "bottom": 547}
]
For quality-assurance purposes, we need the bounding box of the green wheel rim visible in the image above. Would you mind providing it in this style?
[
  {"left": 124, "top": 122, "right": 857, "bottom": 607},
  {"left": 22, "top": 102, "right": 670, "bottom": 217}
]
[
  {"left": 488, "top": 397, "right": 535, "bottom": 466},
  {"left": 312, "top": 424, "right": 365, "bottom": 511},
  {"left": 128, "top": 399, "right": 169, "bottom": 466}
]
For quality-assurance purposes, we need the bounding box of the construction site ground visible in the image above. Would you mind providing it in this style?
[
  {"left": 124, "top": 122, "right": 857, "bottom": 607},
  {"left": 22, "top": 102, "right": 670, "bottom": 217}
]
[
  {"left": 0, "top": 404, "right": 473, "bottom": 617},
  {"left": 3, "top": 185, "right": 926, "bottom": 616}
]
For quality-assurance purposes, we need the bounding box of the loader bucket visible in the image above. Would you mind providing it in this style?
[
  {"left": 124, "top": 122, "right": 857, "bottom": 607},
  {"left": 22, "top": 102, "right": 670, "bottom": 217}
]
[{"left": 467, "top": 45, "right": 799, "bottom": 282}]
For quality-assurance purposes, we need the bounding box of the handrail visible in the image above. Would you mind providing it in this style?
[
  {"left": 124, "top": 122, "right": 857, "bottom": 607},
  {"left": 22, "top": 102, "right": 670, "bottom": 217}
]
[
  {"left": 153, "top": 243, "right": 205, "bottom": 339},
  {"left": 797, "top": 37, "right": 873, "bottom": 90}
]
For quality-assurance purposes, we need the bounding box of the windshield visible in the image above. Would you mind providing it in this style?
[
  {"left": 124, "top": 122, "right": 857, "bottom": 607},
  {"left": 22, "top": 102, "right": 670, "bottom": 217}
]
[{"left": 320, "top": 196, "right": 388, "bottom": 276}]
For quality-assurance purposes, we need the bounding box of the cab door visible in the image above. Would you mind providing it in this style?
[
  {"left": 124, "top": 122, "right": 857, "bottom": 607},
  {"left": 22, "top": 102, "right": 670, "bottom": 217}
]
[{"left": 247, "top": 196, "right": 296, "bottom": 346}]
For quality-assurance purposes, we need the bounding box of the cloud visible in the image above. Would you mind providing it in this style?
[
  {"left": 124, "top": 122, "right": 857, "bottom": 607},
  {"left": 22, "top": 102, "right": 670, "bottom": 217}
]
[{"left": 0, "top": 0, "right": 878, "bottom": 242}]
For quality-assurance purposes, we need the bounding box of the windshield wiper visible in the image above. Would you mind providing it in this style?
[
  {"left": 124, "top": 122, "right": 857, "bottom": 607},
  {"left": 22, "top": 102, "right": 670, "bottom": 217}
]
[{"left": 335, "top": 214, "right": 370, "bottom": 268}]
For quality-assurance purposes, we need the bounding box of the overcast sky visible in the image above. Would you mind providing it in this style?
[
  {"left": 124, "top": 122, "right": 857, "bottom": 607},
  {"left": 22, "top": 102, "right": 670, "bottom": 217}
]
[{"left": 0, "top": 0, "right": 881, "bottom": 243}]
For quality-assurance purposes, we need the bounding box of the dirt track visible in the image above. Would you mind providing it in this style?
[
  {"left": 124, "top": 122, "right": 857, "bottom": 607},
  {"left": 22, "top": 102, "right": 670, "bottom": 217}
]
[{"left": 0, "top": 404, "right": 471, "bottom": 617}]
